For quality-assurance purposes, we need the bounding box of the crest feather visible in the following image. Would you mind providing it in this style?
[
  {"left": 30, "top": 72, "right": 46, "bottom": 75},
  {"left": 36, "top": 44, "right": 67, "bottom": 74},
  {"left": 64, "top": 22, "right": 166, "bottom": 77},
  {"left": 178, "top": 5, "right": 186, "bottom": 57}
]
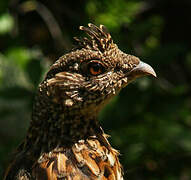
[{"left": 74, "top": 23, "right": 114, "bottom": 52}]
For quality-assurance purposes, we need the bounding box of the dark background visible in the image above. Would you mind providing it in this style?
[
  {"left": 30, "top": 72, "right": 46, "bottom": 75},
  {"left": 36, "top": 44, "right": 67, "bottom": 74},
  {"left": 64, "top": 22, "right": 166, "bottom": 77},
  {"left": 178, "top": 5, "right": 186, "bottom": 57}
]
[{"left": 1, "top": 0, "right": 191, "bottom": 179}]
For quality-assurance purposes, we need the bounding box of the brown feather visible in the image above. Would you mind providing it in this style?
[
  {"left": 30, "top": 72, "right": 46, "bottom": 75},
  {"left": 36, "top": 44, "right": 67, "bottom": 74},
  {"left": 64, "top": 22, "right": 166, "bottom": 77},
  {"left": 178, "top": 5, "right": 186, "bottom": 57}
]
[
  {"left": 31, "top": 134, "right": 123, "bottom": 180},
  {"left": 4, "top": 23, "right": 155, "bottom": 180}
]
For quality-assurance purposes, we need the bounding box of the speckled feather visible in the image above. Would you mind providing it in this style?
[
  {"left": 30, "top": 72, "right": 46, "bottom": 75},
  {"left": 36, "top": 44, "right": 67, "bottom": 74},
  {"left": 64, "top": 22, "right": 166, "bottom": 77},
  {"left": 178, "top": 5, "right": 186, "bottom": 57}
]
[
  {"left": 4, "top": 23, "right": 155, "bottom": 180},
  {"left": 31, "top": 133, "right": 122, "bottom": 180}
]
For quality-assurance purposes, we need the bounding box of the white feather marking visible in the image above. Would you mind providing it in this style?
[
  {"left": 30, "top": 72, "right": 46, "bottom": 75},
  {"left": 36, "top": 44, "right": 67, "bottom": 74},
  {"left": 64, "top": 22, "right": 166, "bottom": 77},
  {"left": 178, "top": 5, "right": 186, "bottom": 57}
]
[{"left": 107, "top": 153, "right": 116, "bottom": 167}]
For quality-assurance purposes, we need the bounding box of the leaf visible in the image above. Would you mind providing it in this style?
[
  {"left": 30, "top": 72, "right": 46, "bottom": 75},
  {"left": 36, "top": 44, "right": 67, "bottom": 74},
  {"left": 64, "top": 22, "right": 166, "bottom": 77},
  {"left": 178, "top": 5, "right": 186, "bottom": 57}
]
[
  {"left": 6, "top": 47, "right": 31, "bottom": 69},
  {"left": 0, "top": 13, "right": 14, "bottom": 34}
]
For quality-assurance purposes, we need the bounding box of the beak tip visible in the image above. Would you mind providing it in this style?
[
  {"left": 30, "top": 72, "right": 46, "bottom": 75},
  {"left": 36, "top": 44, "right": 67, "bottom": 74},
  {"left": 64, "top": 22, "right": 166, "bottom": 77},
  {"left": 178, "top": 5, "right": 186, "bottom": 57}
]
[
  {"left": 152, "top": 72, "right": 157, "bottom": 78},
  {"left": 132, "top": 61, "right": 157, "bottom": 78},
  {"left": 148, "top": 68, "right": 157, "bottom": 78}
]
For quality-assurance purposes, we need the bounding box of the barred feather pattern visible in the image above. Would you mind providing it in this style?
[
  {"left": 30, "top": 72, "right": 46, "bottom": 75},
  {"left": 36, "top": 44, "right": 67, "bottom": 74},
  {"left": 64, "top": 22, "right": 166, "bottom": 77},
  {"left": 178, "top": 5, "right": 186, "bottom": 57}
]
[{"left": 32, "top": 134, "right": 123, "bottom": 180}]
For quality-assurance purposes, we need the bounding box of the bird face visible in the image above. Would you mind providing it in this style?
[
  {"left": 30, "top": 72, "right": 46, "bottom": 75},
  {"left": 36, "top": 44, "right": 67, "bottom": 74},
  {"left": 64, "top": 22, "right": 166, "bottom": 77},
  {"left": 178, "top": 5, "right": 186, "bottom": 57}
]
[{"left": 42, "top": 24, "right": 156, "bottom": 116}]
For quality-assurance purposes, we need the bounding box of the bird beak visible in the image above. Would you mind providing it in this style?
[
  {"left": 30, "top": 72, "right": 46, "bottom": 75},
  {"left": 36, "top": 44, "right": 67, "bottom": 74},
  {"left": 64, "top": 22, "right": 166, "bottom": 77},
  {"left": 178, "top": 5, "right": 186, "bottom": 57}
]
[{"left": 130, "top": 61, "right": 156, "bottom": 78}]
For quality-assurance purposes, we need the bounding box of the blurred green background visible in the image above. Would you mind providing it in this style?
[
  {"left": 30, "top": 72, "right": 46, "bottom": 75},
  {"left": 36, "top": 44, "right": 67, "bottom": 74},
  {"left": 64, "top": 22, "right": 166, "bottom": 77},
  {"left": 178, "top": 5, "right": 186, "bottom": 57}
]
[{"left": 1, "top": 0, "right": 191, "bottom": 179}]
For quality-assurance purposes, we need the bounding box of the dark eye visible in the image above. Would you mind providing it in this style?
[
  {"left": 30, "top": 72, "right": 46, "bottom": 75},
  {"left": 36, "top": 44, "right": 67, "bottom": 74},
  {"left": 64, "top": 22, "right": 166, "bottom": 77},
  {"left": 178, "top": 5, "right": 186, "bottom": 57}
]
[{"left": 87, "top": 61, "right": 105, "bottom": 76}]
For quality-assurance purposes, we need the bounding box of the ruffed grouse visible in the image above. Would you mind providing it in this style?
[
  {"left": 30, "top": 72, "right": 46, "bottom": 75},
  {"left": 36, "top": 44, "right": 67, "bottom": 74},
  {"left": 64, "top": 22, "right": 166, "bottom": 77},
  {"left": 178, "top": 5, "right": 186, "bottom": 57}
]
[{"left": 4, "top": 23, "right": 156, "bottom": 180}]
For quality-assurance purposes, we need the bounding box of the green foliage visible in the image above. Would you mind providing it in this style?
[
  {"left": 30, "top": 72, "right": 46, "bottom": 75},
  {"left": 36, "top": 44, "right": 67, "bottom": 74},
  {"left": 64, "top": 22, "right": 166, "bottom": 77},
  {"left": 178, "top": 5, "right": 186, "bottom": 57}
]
[
  {"left": 0, "top": 13, "right": 14, "bottom": 34},
  {"left": 86, "top": 0, "right": 142, "bottom": 29},
  {"left": 6, "top": 47, "right": 31, "bottom": 68},
  {"left": 1, "top": 0, "right": 191, "bottom": 179}
]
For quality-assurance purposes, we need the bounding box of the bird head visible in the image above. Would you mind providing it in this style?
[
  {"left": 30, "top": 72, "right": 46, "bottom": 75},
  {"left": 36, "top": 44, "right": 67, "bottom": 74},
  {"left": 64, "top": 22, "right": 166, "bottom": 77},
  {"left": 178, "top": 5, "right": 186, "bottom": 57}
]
[{"left": 39, "top": 23, "right": 156, "bottom": 117}]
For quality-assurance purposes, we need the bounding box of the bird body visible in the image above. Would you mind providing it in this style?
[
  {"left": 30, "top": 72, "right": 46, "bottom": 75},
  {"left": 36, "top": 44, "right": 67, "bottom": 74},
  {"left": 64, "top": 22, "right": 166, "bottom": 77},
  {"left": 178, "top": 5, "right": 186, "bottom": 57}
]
[
  {"left": 4, "top": 23, "right": 156, "bottom": 180},
  {"left": 5, "top": 133, "right": 122, "bottom": 179}
]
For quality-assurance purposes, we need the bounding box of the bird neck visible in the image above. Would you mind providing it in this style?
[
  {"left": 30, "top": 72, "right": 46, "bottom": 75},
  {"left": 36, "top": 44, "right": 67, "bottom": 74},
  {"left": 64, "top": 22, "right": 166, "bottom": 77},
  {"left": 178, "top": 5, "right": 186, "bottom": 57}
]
[{"left": 23, "top": 88, "right": 102, "bottom": 154}]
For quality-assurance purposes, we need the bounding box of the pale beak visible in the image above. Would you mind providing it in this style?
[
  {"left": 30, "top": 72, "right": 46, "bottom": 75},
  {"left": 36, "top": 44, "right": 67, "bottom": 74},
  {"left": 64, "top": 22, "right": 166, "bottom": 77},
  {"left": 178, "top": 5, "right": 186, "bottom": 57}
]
[{"left": 130, "top": 61, "right": 157, "bottom": 78}]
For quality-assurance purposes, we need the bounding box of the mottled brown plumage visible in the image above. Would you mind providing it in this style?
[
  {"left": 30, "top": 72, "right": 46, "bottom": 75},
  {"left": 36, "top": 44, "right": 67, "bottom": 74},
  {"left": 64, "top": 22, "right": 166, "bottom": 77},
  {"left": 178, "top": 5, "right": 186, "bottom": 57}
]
[{"left": 4, "top": 23, "right": 156, "bottom": 180}]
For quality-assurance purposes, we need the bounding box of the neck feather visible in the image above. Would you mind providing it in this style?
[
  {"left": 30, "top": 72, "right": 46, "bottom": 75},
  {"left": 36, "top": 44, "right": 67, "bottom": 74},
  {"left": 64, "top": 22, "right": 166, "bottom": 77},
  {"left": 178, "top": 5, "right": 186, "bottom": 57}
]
[{"left": 22, "top": 88, "right": 102, "bottom": 154}]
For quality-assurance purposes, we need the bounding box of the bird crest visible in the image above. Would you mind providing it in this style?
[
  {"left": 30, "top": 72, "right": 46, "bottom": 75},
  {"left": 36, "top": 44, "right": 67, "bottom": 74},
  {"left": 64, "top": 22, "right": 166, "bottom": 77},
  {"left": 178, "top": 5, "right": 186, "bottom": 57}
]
[{"left": 74, "top": 23, "right": 115, "bottom": 52}]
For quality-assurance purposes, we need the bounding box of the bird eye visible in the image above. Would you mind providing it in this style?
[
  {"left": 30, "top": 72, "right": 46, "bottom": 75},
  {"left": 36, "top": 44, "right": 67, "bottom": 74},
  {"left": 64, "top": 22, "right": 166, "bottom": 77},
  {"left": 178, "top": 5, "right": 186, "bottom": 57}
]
[{"left": 87, "top": 61, "right": 105, "bottom": 76}]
